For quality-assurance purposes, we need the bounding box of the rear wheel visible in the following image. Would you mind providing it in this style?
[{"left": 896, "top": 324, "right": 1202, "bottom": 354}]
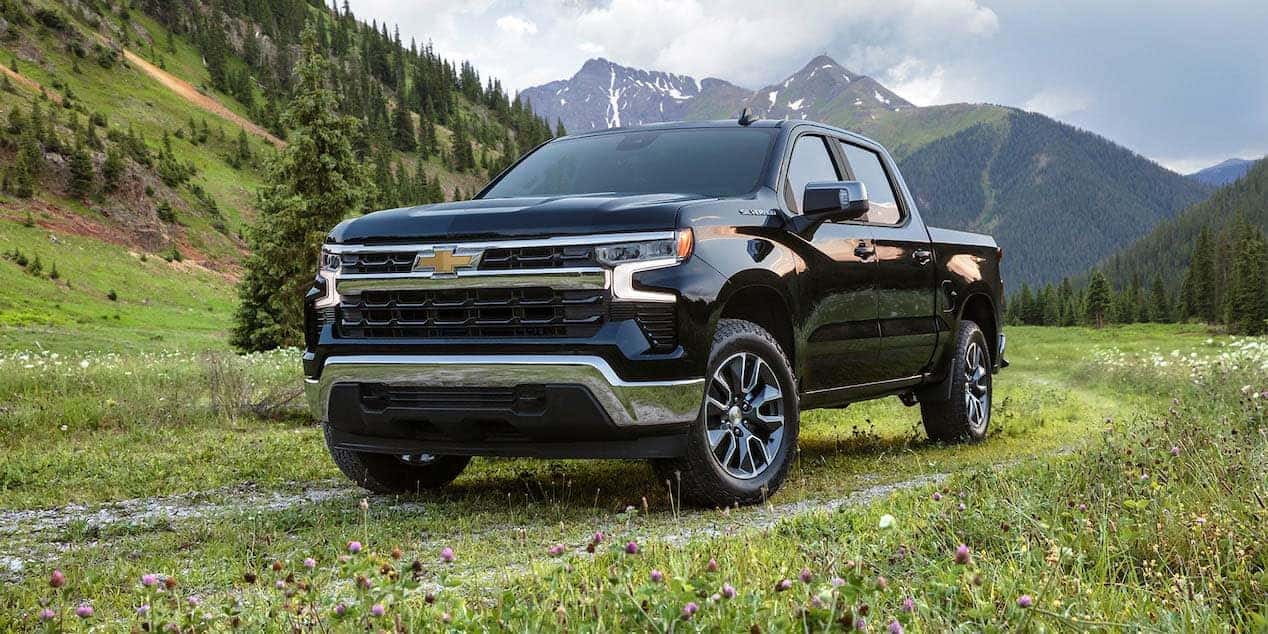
[
  {"left": 655, "top": 319, "right": 799, "bottom": 507},
  {"left": 920, "top": 320, "right": 992, "bottom": 443},
  {"left": 324, "top": 424, "right": 470, "bottom": 494}
]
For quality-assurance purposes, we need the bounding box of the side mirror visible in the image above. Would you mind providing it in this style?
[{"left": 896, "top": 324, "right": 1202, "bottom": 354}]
[{"left": 803, "top": 181, "right": 869, "bottom": 220}]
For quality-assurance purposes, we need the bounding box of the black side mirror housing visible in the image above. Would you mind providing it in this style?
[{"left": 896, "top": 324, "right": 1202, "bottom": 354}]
[{"left": 803, "top": 181, "right": 869, "bottom": 220}]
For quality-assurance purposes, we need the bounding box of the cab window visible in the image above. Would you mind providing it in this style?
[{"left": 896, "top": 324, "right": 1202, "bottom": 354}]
[
  {"left": 839, "top": 141, "right": 903, "bottom": 225},
  {"left": 783, "top": 135, "right": 840, "bottom": 214}
]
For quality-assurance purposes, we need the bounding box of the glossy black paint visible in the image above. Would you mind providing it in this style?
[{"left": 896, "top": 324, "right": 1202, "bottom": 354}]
[{"left": 307, "top": 119, "right": 1004, "bottom": 421}]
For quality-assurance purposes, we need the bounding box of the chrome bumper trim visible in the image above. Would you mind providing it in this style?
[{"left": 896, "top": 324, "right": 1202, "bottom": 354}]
[
  {"left": 306, "top": 355, "right": 703, "bottom": 428},
  {"left": 335, "top": 268, "right": 608, "bottom": 293}
]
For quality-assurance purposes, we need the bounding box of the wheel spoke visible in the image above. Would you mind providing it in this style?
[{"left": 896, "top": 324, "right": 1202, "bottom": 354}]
[
  {"left": 707, "top": 428, "right": 729, "bottom": 451},
  {"left": 706, "top": 395, "right": 729, "bottom": 412},
  {"left": 742, "top": 355, "right": 762, "bottom": 393},
  {"left": 750, "top": 436, "right": 769, "bottom": 470}
]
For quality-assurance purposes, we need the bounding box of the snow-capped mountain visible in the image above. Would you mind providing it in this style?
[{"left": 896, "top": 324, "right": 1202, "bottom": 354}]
[
  {"left": 520, "top": 58, "right": 745, "bottom": 131},
  {"left": 520, "top": 55, "right": 911, "bottom": 134}
]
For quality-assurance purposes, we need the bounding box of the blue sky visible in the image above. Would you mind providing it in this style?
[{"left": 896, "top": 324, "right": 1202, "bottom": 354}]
[{"left": 351, "top": 0, "right": 1268, "bottom": 173}]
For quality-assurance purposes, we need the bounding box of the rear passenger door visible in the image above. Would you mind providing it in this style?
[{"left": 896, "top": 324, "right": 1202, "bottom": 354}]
[
  {"left": 838, "top": 140, "right": 939, "bottom": 380},
  {"left": 784, "top": 133, "right": 884, "bottom": 391}
]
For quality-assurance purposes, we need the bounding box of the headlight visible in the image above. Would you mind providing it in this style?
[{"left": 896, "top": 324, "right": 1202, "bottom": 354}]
[
  {"left": 314, "top": 248, "right": 341, "bottom": 309},
  {"left": 607, "top": 230, "right": 693, "bottom": 303},
  {"left": 319, "top": 248, "right": 341, "bottom": 272},
  {"left": 595, "top": 229, "right": 693, "bottom": 266}
]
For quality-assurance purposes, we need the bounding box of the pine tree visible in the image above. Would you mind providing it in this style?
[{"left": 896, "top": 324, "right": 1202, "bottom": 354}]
[
  {"left": 1148, "top": 275, "right": 1170, "bottom": 323},
  {"left": 391, "top": 105, "right": 416, "bottom": 151},
  {"left": 231, "top": 23, "right": 375, "bottom": 352},
  {"left": 68, "top": 142, "right": 94, "bottom": 199},
  {"left": 555, "top": 118, "right": 566, "bottom": 138},
  {"left": 8, "top": 129, "right": 41, "bottom": 198},
  {"left": 1226, "top": 227, "right": 1268, "bottom": 335},
  {"left": 1190, "top": 227, "right": 1217, "bottom": 323},
  {"left": 101, "top": 146, "right": 124, "bottom": 193},
  {"left": 1085, "top": 269, "right": 1112, "bottom": 328},
  {"left": 234, "top": 127, "right": 252, "bottom": 167}
]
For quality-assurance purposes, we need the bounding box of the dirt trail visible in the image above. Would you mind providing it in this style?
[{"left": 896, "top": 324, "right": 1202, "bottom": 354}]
[
  {"left": 118, "top": 49, "right": 285, "bottom": 147},
  {"left": 0, "top": 64, "right": 62, "bottom": 104}
]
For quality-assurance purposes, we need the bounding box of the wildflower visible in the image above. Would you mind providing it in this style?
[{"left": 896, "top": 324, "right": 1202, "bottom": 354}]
[
  {"left": 304, "top": 557, "right": 317, "bottom": 569},
  {"left": 954, "top": 544, "right": 972, "bottom": 565},
  {"left": 706, "top": 558, "right": 719, "bottom": 572},
  {"left": 650, "top": 569, "right": 664, "bottom": 583},
  {"left": 1078, "top": 503, "right": 1088, "bottom": 512},
  {"left": 1171, "top": 446, "right": 1181, "bottom": 457},
  {"left": 371, "top": 604, "right": 385, "bottom": 617},
  {"left": 39, "top": 608, "right": 55, "bottom": 621},
  {"left": 900, "top": 597, "right": 914, "bottom": 612},
  {"left": 141, "top": 573, "right": 159, "bottom": 587},
  {"left": 799, "top": 567, "right": 813, "bottom": 583},
  {"left": 187, "top": 596, "right": 201, "bottom": 607},
  {"left": 625, "top": 541, "right": 639, "bottom": 554},
  {"left": 334, "top": 603, "right": 347, "bottom": 617},
  {"left": 347, "top": 541, "right": 363, "bottom": 554},
  {"left": 391, "top": 547, "right": 402, "bottom": 560},
  {"left": 549, "top": 544, "right": 566, "bottom": 557},
  {"left": 878, "top": 514, "right": 895, "bottom": 529},
  {"left": 75, "top": 604, "right": 93, "bottom": 619},
  {"left": 722, "top": 583, "right": 737, "bottom": 599},
  {"left": 932, "top": 492, "right": 942, "bottom": 501},
  {"left": 776, "top": 579, "right": 793, "bottom": 592},
  {"left": 1017, "top": 594, "right": 1034, "bottom": 608},
  {"left": 876, "top": 575, "right": 888, "bottom": 590},
  {"left": 137, "top": 605, "right": 150, "bottom": 617},
  {"left": 854, "top": 617, "right": 867, "bottom": 630},
  {"left": 50, "top": 570, "right": 66, "bottom": 588},
  {"left": 831, "top": 576, "right": 845, "bottom": 587},
  {"left": 80, "top": 360, "right": 89, "bottom": 369},
  {"left": 888, "top": 620, "right": 904, "bottom": 634},
  {"left": 682, "top": 602, "right": 699, "bottom": 619},
  {"left": 275, "top": 579, "right": 285, "bottom": 589},
  {"left": 593, "top": 531, "right": 604, "bottom": 544},
  {"left": 440, "top": 547, "right": 455, "bottom": 563},
  {"left": 958, "top": 503, "right": 966, "bottom": 511}
]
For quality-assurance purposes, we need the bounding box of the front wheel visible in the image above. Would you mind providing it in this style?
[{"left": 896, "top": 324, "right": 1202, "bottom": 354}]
[
  {"left": 654, "top": 319, "right": 799, "bottom": 508},
  {"left": 920, "top": 320, "right": 992, "bottom": 443},
  {"left": 324, "top": 424, "right": 470, "bottom": 494}
]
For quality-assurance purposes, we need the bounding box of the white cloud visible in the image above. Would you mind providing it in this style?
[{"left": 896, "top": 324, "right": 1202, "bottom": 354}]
[
  {"left": 1023, "top": 88, "right": 1093, "bottom": 118},
  {"left": 495, "top": 15, "right": 537, "bottom": 36}
]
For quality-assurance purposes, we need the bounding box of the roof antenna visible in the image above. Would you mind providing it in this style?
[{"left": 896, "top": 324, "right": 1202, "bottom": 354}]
[{"left": 738, "top": 107, "right": 758, "bottom": 126}]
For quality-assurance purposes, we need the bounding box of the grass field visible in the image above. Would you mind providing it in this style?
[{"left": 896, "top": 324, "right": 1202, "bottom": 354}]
[{"left": 1, "top": 323, "right": 1264, "bottom": 630}]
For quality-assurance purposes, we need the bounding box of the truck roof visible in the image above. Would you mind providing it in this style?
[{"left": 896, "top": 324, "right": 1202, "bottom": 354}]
[{"left": 560, "top": 118, "right": 884, "bottom": 151}]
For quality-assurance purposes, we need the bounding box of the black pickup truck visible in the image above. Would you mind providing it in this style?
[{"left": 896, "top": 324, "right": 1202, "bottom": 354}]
[{"left": 304, "top": 117, "right": 1006, "bottom": 507}]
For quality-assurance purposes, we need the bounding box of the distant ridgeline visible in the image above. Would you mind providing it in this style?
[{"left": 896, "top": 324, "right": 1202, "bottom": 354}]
[{"left": 1009, "top": 158, "right": 1268, "bottom": 335}]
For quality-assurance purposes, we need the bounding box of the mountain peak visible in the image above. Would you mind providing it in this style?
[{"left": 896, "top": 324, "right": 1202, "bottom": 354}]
[{"left": 798, "top": 54, "right": 850, "bottom": 76}]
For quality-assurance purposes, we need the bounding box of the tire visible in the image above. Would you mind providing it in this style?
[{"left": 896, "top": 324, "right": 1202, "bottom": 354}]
[
  {"left": 654, "top": 319, "right": 799, "bottom": 508},
  {"left": 920, "top": 320, "right": 992, "bottom": 443},
  {"left": 324, "top": 424, "right": 471, "bottom": 494}
]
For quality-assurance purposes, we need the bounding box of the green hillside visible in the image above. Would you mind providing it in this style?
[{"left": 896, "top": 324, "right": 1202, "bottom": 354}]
[
  {"left": 1100, "top": 157, "right": 1267, "bottom": 297},
  {"left": 893, "top": 110, "right": 1211, "bottom": 286},
  {"left": 0, "top": 0, "right": 554, "bottom": 350}
]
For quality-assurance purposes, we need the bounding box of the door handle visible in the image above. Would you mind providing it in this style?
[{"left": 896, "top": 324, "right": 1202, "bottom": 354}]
[
  {"left": 912, "top": 249, "right": 933, "bottom": 266},
  {"left": 854, "top": 242, "right": 875, "bottom": 259}
]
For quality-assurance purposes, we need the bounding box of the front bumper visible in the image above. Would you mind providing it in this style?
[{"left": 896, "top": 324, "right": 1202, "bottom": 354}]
[{"left": 307, "top": 354, "right": 704, "bottom": 457}]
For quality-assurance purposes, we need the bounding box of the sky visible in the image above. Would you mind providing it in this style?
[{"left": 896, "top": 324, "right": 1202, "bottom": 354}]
[{"left": 348, "top": 0, "right": 1268, "bottom": 173}]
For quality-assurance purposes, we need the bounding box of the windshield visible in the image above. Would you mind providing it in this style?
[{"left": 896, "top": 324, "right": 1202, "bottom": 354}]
[{"left": 482, "top": 128, "right": 776, "bottom": 199}]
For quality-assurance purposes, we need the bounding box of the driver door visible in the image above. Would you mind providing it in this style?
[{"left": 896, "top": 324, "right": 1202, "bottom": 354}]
[{"left": 785, "top": 133, "right": 883, "bottom": 391}]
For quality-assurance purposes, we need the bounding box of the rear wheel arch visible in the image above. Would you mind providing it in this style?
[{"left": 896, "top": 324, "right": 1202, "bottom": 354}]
[{"left": 958, "top": 292, "right": 998, "bottom": 366}]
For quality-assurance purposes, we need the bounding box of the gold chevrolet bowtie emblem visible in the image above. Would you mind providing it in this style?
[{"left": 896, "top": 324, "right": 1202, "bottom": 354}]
[{"left": 413, "top": 248, "right": 479, "bottom": 275}]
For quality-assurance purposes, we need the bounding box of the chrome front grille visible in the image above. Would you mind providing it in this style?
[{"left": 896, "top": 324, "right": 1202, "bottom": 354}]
[
  {"left": 341, "top": 252, "right": 415, "bottom": 275},
  {"left": 338, "top": 246, "right": 596, "bottom": 274},
  {"left": 338, "top": 287, "right": 607, "bottom": 339}
]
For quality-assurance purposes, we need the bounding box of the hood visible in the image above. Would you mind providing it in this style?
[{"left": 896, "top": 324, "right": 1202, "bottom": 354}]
[{"left": 329, "top": 193, "right": 707, "bottom": 244}]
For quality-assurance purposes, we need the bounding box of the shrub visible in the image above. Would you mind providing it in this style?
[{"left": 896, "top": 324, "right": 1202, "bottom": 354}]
[{"left": 106, "top": 289, "right": 117, "bottom": 301}]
